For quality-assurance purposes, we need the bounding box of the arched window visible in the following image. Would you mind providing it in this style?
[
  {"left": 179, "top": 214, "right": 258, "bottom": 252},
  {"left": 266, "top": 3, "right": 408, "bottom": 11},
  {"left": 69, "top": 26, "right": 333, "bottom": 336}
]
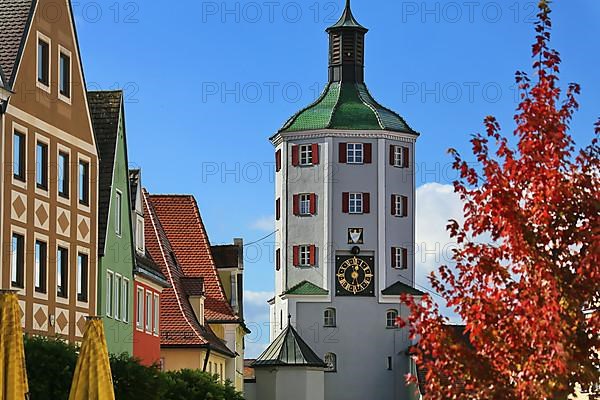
[
  {"left": 324, "top": 352, "right": 337, "bottom": 372},
  {"left": 323, "top": 308, "right": 336, "bottom": 327},
  {"left": 386, "top": 309, "right": 398, "bottom": 328}
]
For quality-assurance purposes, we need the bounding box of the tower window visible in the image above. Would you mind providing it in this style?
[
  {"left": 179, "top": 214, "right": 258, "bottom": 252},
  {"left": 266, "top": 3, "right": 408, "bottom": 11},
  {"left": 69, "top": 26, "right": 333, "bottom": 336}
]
[
  {"left": 386, "top": 310, "right": 399, "bottom": 329},
  {"left": 299, "top": 194, "right": 311, "bottom": 215},
  {"left": 349, "top": 193, "right": 363, "bottom": 214},
  {"left": 347, "top": 143, "right": 364, "bottom": 164},
  {"left": 392, "top": 195, "right": 408, "bottom": 217},
  {"left": 324, "top": 353, "right": 337, "bottom": 373},
  {"left": 392, "top": 247, "right": 408, "bottom": 270},
  {"left": 299, "top": 144, "right": 313, "bottom": 166},
  {"left": 324, "top": 308, "right": 336, "bottom": 327},
  {"left": 293, "top": 245, "right": 316, "bottom": 267},
  {"left": 391, "top": 145, "right": 410, "bottom": 168}
]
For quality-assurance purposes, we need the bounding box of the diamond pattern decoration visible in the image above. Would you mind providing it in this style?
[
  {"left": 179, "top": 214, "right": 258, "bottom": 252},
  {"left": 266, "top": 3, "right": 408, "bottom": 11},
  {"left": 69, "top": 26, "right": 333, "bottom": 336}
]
[
  {"left": 57, "top": 210, "right": 70, "bottom": 234},
  {"left": 12, "top": 195, "right": 26, "bottom": 217},
  {"left": 34, "top": 306, "right": 47, "bottom": 328},
  {"left": 78, "top": 218, "right": 89, "bottom": 240},
  {"left": 36, "top": 204, "right": 48, "bottom": 225},
  {"left": 56, "top": 311, "right": 68, "bottom": 332},
  {"left": 77, "top": 315, "right": 87, "bottom": 336}
]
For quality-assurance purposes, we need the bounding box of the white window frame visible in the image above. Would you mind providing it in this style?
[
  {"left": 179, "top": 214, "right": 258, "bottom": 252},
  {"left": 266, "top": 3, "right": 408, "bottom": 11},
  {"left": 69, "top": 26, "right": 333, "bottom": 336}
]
[
  {"left": 393, "top": 145, "right": 404, "bottom": 167},
  {"left": 347, "top": 143, "right": 364, "bottom": 164},
  {"left": 394, "top": 247, "right": 407, "bottom": 270},
  {"left": 136, "top": 215, "right": 145, "bottom": 252},
  {"left": 395, "top": 195, "right": 408, "bottom": 217},
  {"left": 349, "top": 193, "right": 363, "bottom": 214},
  {"left": 299, "top": 144, "right": 313, "bottom": 166},
  {"left": 136, "top": 287, "right": 144, "bottom": 330},
  {"left": 114, "top": 274, "right": 122, "bottom": 320},
  {"left": 386, "top": 309, "right": 399, "bottom": 329},
  {"left": 56, "top": 144, "right": 71, "bottom": 204},
  {"left": 115, "top": 190, "right": 123, "bottom": 236},
  {"left": 299, "top": 245, "right": 311, "bottom": 267},
  {"left": 36, "top": 31, "right": 51, "bottom": 92},
  {"left": 78, "top": 156, "right": 91, "bottom": 209},
  {"left": 324, "top": 308, "right": 336, "bottom": 327},
  {"left": 106, "top": 271, "right": 114, "bottom": 318},
  {"left": 145, "top": 291, "right": 153, "bottom": 333},
  {"left": 57, "top": 45, "right": 72, "bottom": 104},
  {"left": 324, "top": 353, "right": 337, "bottom": 373},
  {"left": 299, "top": 193, "right": 311, "bottom": 215},
  {"left": 153, "top": 293, "right": 160, "bottom": 336},
  {"left": 121, "top": 278, "right": 130, "bottom": 323}
]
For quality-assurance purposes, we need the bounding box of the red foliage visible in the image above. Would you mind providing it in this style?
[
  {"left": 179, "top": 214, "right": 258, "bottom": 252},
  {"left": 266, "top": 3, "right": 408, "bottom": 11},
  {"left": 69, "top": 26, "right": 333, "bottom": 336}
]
[{"left": 400, "top": 2, "right": 599, "bottom": 399}]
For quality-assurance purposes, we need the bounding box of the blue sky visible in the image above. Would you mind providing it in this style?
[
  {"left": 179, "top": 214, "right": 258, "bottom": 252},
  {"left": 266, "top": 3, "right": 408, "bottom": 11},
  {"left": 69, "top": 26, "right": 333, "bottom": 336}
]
[{"left": 74, "top": 0, "right": 599, "bottom": 356}]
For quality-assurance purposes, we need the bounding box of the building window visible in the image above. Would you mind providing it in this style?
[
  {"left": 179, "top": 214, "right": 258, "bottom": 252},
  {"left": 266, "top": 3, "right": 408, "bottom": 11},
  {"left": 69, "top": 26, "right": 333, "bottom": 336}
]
[
  {"left": 293, "top": 245, "right": 316, "bottom": 267},
  {"left": 114, "top": 275, "right": 122, "bottom": 320},
  {"left": 79, "top": 160, "right": 89, "bottom": 206},
  {"left": 324, "top": 353, "right": 337, "bottom": 372},
  {"left": 324, "top": 308, "right": 336, "bottom": 327},
  {"left": 59, "top": 50, "right": 71, "bottom": 99},
  {"left": 58, "top": 151, "right": 70, "bottom": 198},
  {"left": 13, "top": 131, "right": 26, "bottom": 181},
  {"left": 57, "top": 247, "right": 69, "bottom": 298},
  {"left": 299, "top": 194, "right": 311, "bottom": 215},
  {"left": 392, "top": 247, "right": 408, "bottom": 270},
  {"left": 106, "top": 271, "right": 114, "bottom": 317},
  {"left": 299, "top": 144, "right": 313, "bottom": 166},
  {"left": 153, "top": 294, "right": 159, "bottom": 335},
  {"left": 122, "top": 279, "right": 130, "bottom": 323},
  {"left": 386, "top": 310, "right": 399, "bottom": 329},
  {"left": 391, "top": 145, "right": 409, "bottom": 168},
  {"left": 36, "top": 141, "right": 48, "bottom": 189},
  {"left": 77, "top": 253, "right": 88, "bottom": 302},
  {"left": 275, "top": 248, "right": 281, "bottom": 271},
  {"left": 145, "top": 291, "right": 152, "bottom": 332},
  {"left": 392, "top": 195, "right": 408, "bottom": 217},
  {"left": 136, "top": 287, "right": 144, "bottom": 329},
  {"left": 347, "top": 143, "right": 363, "bottom": 164},
  {"left": 349, "top": 193, "right": 363, "bottom": 214},
  {"left": 37, "top": 37, "right": 50, "bottom": 86},
  {"left": 34, "top": 240, "right": 47, "bottom": 293},
  {"left": 299, "top": 245, "right": 311, "bottom": 267},
  {"left": 387, "top": 356, "right": 393, "bottom": 370},
  {"left": 136, "top": 217, "right": 144, "bottom": 252},
  {"left": 115, "top": 190, "right": 122, "bottom": 236},
  {"left": 11, "top": 233, "right": 25, "bottom": 288}
]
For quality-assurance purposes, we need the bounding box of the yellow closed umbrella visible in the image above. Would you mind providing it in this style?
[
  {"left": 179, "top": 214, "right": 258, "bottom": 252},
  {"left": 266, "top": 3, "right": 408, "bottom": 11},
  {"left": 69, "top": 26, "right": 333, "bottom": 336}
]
[
  {"left": 0, "top": 290, "right": 29, "bottom": 400},
  {"left": 68, "top": 317, "right": 115, "bottom": 400}
]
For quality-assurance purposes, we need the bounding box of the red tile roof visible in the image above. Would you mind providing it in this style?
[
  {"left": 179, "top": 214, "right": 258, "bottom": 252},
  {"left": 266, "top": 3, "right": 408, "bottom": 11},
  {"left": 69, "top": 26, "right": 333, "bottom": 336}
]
[
  {"left": 148, "top": 194, "right": 239, "bottom": 323},
  {"left": 143, "top": 190, "right": 234, "bottom": 356}
]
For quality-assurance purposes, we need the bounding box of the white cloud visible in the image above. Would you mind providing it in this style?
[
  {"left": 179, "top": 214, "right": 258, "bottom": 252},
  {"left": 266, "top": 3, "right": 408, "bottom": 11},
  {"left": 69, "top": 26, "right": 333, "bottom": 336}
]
[
  {"left": 250, "top": 215, "right": 275, "bottom": 232},
  {"left": 243, "top": 290, "right": 274, "bottom": 358}
]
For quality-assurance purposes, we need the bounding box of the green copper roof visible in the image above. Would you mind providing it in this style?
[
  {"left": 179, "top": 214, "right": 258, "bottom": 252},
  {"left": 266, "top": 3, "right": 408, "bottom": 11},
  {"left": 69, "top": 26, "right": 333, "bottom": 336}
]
[
  {"left": 381, "top": 281, "right": 425, "bottom": 296},
  {"left": 279, "top": 82, "right": 418, "bottom": 135},
  {"left": 326, "top": 0, "right": 367, "bottom": 32},
  {"left": 284, "top": 281, "right": 329, "bottom": 296}
]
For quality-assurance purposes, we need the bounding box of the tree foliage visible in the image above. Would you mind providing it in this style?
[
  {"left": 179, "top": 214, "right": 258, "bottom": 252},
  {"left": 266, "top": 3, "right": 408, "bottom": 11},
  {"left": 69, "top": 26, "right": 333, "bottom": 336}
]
[
  {"left": 24, "top": 336, "right": 244, "bottom": 400},
  {"left": 400, "top": 2, "right": 599, "bottom": 399}
]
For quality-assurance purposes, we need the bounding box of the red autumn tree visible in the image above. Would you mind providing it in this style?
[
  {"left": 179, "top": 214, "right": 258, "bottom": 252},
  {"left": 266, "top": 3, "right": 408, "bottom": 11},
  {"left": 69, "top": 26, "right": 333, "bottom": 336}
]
[{"left": 400, "top": 2, "right": 599, "bottom": 399}]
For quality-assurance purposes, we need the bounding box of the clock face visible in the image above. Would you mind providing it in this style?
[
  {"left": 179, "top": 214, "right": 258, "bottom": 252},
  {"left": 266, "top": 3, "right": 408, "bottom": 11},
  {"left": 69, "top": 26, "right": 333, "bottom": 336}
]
[{"left": 335, "top": 256, "right": 375, "bottom": 297}]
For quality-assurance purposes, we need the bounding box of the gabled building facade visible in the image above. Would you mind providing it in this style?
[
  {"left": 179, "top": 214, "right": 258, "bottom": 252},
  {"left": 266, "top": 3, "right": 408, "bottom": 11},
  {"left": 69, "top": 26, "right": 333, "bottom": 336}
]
[
  {"left": 129, "top": 169, "right": 168, "bottom": 366},
  {"left": 269, "top": 1, "right": 424, "bottom": 399},
  {"left": 147, "top": 194, "right": 247, "bottom": 391},
  {"left": 88, "top": 90, "right": 135, "bottom": 355},
  {"left": 0, "top": 0, "right": 99, "bottom": 342}
]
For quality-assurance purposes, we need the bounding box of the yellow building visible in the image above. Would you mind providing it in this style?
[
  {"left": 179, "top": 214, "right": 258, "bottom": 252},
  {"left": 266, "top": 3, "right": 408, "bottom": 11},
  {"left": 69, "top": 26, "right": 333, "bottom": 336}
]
[{"left": 143, "top": 192, "right": 247, "bottom": 392}]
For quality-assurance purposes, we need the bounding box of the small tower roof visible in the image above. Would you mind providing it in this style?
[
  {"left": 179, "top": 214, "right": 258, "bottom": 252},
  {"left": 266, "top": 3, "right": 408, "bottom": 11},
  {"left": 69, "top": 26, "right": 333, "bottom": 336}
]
[
  {"left": 251, "top": 317, "right": 326, "bottom": 368},
  {"left": 326, "top": 0, "right": 367, "bottom": 32}
]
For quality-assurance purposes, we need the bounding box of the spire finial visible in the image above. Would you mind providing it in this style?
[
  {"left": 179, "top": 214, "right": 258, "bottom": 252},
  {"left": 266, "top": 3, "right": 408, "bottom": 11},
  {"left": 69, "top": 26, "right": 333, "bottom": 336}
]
[
  {"left": 345, "top": 0, "right": 351, "bottom": 10},
  {"left": 288, "top": 314, "right": 292, "bottom": 326}
]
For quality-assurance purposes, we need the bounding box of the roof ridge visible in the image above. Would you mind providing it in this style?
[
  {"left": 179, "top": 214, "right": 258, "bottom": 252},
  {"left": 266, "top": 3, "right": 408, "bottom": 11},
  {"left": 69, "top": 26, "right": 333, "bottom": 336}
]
[
  {"left": 278, "top": 82, "right": 334, "bottom": 134},
  {"left": 357, "top": 83, "right": 419, "bottom": 135},
  {"left": 353, "top": 82, "right": 384, "bottom": 130},
  {"left": 326, "top": 81, "right": 343, "bottom": 129}
]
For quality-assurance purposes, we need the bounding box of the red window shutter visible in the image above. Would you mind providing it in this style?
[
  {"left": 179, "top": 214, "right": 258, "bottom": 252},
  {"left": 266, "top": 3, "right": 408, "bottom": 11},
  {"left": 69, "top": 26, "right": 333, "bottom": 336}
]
[
  {"left": 293, "top": 246, "right": 299, "bottom": 267},
  {"left": 310, "top": 193, "right": 317, "bottom": 215},
  {"left": 390, "top": 145, "right": 396, "bottom": 166},
  {"left": 402, "top": 248, "right": 408, "bottom": 269},
  {"left": 391, "top": 195, "right": 397, "bottom": 216},
  {"left": 339, "top": 143, "right": 347, "bottom": 163},
  {"left": 402, "top": 196, "right": 408, "bottom": 217},
  {"left": 309, "top": 245, "right": 316, "bottom": 266},
  {"left": 275, "top": 150, "right": 282, "bottom": 172},
  {"left": 293, "top": 194, "right": 299, "bottom": 216},
  {"left": 276, "top": 249, "right": 281, "bottom": 271},
  {"left": 342, "top": 192, "right": 349, "bottom": 213},
  {"left": 364, "top": 143, "right": 372, "bottom": 164},
  {"left": 391, "top": 248, "right": 397, "bottom": 268},
  {"left": 363, "top": 193, "right": 370, "bottom": 214},
  {"left": 311, "top": 143, "right": 319, "bottom": 165},
  {"left": 291, "top": 145, "right": 299, "bottom": 166},
  {"left": 276, "top": 198, "right": 281, "bottom": 220},
  {"left": 403, "top": 147, "right": 410, "bottom": 168}
]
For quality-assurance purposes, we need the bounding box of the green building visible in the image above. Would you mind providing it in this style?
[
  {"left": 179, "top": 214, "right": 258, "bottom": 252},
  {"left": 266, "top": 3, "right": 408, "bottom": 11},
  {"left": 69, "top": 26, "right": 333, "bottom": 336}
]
[{"left": 88, "top": 91, "right": 135, "bottom": 354}]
